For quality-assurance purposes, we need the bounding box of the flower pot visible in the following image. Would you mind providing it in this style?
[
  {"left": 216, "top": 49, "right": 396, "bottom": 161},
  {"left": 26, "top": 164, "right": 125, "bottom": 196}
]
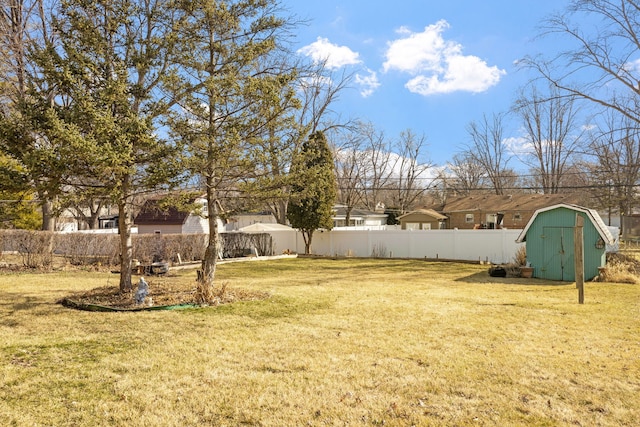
[{"left": 520, "top": 266, "right": 533, "bottom": 278}]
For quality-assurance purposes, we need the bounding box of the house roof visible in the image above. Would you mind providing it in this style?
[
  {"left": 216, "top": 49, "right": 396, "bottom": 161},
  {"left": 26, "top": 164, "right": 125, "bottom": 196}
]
[
  {"left": 397, "top": 208, "right": 447, "bottom": 221},
  {"left": 515, "top": 203, "right": 615, "bottom": 244},
  {"left": 332, "top": 205, "right": 387, "bottom": 219},
  {"left": 440, "top": 193, "right": 586, "bottom": 213},
  {"left": 134, "top": 199, "right": 191, "bottom": 225}
]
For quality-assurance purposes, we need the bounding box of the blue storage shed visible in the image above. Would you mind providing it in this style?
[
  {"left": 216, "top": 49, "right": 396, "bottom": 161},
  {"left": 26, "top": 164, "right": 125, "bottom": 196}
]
[{"left": 515, "top": 204, "right": 614, "bottom": 281}]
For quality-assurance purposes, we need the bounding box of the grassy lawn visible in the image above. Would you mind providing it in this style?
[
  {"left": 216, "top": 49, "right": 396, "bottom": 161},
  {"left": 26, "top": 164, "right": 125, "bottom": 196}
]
[{"left": 1, "top": 258, "right": 639, "bottom": 426}]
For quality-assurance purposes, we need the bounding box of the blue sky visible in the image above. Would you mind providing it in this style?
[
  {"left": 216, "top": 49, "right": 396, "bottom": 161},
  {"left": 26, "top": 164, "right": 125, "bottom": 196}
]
[{"left": 286, "top": 1, "right": 567, "bottom": 167}]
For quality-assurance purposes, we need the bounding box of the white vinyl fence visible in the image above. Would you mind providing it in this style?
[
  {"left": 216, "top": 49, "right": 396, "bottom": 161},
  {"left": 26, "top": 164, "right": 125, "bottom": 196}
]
[{"left": 264, "top": 229, "right": 524, "bottom": 265}]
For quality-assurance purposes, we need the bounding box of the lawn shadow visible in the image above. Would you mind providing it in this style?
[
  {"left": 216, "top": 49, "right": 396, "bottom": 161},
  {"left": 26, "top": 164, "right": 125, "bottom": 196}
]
[
  {"left": 455, "top": 270, "right": 572, "bottom": 286},
  {"left": 0, "top": 290, "right": 69, "bottom": 320}
]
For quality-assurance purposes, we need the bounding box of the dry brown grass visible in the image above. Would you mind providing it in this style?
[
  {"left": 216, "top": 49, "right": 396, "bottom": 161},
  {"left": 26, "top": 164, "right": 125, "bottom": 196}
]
[
  {"left": 596, "top": 252, "right": 640, "bottom": 284},
  {"left": 1, "top": 258, "right": 639, "bottom": 426}
]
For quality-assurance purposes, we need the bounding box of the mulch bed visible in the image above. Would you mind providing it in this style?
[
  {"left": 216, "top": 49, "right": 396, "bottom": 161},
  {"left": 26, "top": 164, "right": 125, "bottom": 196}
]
[{"left": 59, "top": 279, "right": 270, "bottom": 311}]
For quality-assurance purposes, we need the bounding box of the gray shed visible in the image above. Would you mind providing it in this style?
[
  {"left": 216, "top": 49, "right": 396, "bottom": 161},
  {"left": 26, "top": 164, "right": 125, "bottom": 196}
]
[{"left": 515, "top": 204, "right": 614, "bottom": 281}]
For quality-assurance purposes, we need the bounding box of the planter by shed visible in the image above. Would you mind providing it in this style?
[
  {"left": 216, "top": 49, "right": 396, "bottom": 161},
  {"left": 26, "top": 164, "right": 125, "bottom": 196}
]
[
  {"left": 515, "top": 204, "right": 614, "bottom": 281},
  {"left": 520, "top": 266, "right": 533, "bottom": 278}
]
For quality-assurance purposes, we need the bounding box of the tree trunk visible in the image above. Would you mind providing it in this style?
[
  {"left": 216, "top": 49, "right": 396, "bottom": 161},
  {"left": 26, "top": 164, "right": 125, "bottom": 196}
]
[
  {"left": 345, "top": 205, "right": 352, "bottom": 227},
  {"left": 41, "top": 199, "right": 55, "bottom": 231},
  {"left": 274, "top": 199, "right": 288, "bottom": 225},
  {"left": 88, "top": 212, "right": 100, "bottom": 230},
  {"left": 197, "top": 182, "right": 219, "bottom": 303},
  {"left": 302, "top": 229, "right": 314, "bottom": 254},
  {"left": 118, "top": 178, "right": 133, "bottom": 293},
  {"left": 87, "top": 200, "right": 103, "bottom": 229}
]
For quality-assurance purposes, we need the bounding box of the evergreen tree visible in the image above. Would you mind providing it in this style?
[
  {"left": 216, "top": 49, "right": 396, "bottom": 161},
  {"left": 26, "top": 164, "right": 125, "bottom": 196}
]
[
  {"left": 166, "top": 0, "right": 297, "bottom": 302},
  {"left": 0, "top": 153, "right": 40, "bottom": 229},
  {"left": 0, "top": 0, "right": 60, "bottom": 230},
  {"left": 24, "top": 0, "right": 183, "bottom": 292},
  {"left": 288, "top": 130, "right": 337, "bottom": 254}
]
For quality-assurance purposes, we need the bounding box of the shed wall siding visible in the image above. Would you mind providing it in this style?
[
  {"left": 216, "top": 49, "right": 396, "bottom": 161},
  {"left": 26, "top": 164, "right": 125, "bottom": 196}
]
[{"left": 526, "top": 207, "right": 605, "bottom": 281}]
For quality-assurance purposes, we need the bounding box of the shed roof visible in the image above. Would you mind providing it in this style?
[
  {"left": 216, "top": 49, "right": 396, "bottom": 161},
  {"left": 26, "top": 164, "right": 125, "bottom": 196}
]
[
  {"left": 515, "top": 203, "right": 615, "bottom": 244},
  {"left": 397, "top": 208, "right": 447, "bottom": 221},
  {"left": 239, "top": 223, "right": 294, "bottom": 232}
]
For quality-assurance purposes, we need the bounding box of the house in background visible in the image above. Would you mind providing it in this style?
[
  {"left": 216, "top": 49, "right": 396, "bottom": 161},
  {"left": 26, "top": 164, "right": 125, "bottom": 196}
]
[
  {"left": 432, "top": 193, "right": 588, "bottom": 230},
  {"left": 515, "top": 204, "right": 614, "bottom": 281},
  {"left": 134, "top": 196, "right": 216, "bottom": 234},
  {"left": 397, "top": 209, "right": 447, "bottom": 230},
  {"left": 98, "top": 215, "right": 119, "bottom": 230},
  {"left": 55, "top": 202, "right": 118, "bottom": 232},
  {"left": 332, "top": 205, "right": 388, "bottom": 229}
]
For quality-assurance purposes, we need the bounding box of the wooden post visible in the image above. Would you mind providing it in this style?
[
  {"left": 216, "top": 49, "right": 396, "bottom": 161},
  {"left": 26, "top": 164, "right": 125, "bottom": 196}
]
[{"left": 574, "top": 214, "right": 584, "bottom": 304}]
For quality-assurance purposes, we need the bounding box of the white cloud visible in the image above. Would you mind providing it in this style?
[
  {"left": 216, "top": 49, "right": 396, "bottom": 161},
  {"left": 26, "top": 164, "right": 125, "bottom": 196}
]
[
  {"left": 383, "top": 20, "right": 506, "bottom": 95},
  {"left": 297, "top": 37, "right": 361, "bottom": 70},
  {"left": 622, "top": 58, "right": 640, "bottom": 74},
  {"left": 503, "top": 136, "right": 531, "bottom": 155},
  {"left": 355, "top": 68, "right": 380, "bottom": 97}
]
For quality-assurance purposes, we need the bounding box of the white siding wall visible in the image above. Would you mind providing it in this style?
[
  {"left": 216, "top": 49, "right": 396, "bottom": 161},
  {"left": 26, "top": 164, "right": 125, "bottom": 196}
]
[{"left": 364, "top": 217, "right": 387, "bottom": 226}]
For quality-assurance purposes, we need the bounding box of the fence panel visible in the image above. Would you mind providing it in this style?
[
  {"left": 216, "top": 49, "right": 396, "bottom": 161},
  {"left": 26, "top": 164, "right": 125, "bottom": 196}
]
[{"left": 271, "top": 229, "right": 523, "bottom": 264}]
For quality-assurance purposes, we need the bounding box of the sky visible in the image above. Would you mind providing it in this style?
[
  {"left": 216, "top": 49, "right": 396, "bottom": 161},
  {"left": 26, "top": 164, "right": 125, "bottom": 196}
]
[{"left": 285, "top": 0, "right": 568, "bottom": 168}]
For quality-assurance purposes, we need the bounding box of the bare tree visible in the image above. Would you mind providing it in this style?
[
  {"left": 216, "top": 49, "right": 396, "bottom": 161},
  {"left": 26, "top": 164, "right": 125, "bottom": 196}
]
[
  {"left": 357, "top": 122, "right": 394, "bottom": 211},
  {"left": 526, "top": 0, "right": 640, "bottom": 126},
  {"left": 241, "top": 56, "right": 302, "bottom": 225},
  {"left": 464, "top": 112, "right": 512, "bottom": 195},
  {"left": 332, "top": 127, "right": 365, "bottom": 225},
  {"left": 248, "top": 58, "right": 354, "bottom": 224},
  {"left": 297, "top": 61, "right": 354, "bottom": 135},
  {"left": 388, "top": 129, "right": 432, "bottom": 214},
  {"left": 585, "top": 109, "right": 640, "bottom": 222},
  {"left": 520, "top": 0, "right": 640, "bottom": 214},
  {"left": 513, "top": 85, "right": 585, "bottom": 193},
  {"left": 446, "top": 152, "right": 488, "bottom": 196}
]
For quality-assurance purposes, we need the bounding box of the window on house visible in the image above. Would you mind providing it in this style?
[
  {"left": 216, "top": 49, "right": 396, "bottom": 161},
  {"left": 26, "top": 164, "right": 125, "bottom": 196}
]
[
  {"left": 465, "top": 214, "right": 474, "bottom": 223},
  {"left": 513, "top": 212, "right": 522, "bottom": 221},
  {"left": 406, "top": 223, "right": 420, "bottom": 230},
  {"left": 421, "top": 223, "right": 431, "bottom": 230},
  {"left": 154, "top": 230, "right": 161, "bottom": 234}
]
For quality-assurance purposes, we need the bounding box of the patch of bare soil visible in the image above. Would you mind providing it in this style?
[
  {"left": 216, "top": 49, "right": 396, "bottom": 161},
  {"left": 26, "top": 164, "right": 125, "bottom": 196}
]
[{"left": 61, "top": 279, "right": 270, "bottom": 310}]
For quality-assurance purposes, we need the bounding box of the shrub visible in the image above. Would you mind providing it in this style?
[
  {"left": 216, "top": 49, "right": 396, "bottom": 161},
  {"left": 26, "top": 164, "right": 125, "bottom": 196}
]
[
  {"left": 132, "top": 234, "right": 208, "bottom": 264},
  {"left": 371, "top": 242, "right": 388, "bottom": 258},
  {"left": 55, "top": 233, "right": 119, "bottom": 265},
  {"left": 133, "top": 234, "right": 167, "bottom": 263},
  {"left": 513, "top": 246, "right": 527, "bottom": 266},
  {"left": 596, "top": 253, "right": 640, "bottom": 284},
  {"left": 220, "top": 233, "right": 273, "bottom": 258},
  {"left": 162, "top": 234, "right": 208, "bottom": 263},
  {"left": 0, "top": 230, "right": 54, "bottom": 268},
  {"left": 0, "top": 230, "right": 274, "bottom": 269}
]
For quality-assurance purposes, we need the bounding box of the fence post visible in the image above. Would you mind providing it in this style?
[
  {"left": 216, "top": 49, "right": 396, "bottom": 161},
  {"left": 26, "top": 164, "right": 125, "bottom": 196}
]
[{"left": 575, "top": 214, "right": 584, "bottom": 304}]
